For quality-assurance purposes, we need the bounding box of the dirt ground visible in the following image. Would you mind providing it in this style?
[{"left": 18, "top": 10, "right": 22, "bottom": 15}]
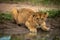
[
  {"left": 0, "top": 16, "right": 60, "bottom": 34},
  {"left": 0, "top": 3, "right": 60, "bottom": 12}
]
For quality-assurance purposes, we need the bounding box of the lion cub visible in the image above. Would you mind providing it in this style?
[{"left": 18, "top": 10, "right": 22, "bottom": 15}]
[{"left": 11, "top": 8, "right": 50, "bottom": 32}]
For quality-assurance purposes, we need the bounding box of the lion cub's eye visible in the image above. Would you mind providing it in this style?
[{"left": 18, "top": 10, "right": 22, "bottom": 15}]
[
  {"left": 37, "top": 18, "right": 39, "bottom": 19},
  {"left": 17, "top": 10, "right": 19, "bottom": 13},
  {"left": 44, "top": 12, "right": 46, "bottom": 14},
  {"left": 33, "top": 15, "right": 35, "bottom": 17}
]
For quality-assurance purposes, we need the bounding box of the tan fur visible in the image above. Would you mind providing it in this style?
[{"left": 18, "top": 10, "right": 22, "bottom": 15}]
[
  {"left": 11, "top": 8, "right": 50, "bottom": 33},
  {"left": 11, "top": 7, "right": 19, "bottom": 23}
]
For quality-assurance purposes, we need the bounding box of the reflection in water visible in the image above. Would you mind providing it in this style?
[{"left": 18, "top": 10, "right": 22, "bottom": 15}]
[
  {"left": 10, "top": 32, "right": 37, "bottom": 40},
  {"left": 0, "top": 26, "right": 60, "bottom": 40},
  {"left": 25, "top": 32, "right": 37, "bottom": 40},
  {"left": 0, "top": 32, "right": 50, "bottom": 40},
  {"left": 0, "top": 30, "right": 60, "bottom": 40},
  {"left": 10, "top": 32, "right": 50, "bottom": 40}
]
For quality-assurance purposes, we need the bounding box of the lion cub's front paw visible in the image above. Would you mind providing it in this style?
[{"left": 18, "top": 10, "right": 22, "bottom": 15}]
[
  {"left": 46, "top": 27, "right": 50, "bottom": 31},
  {"left": 44, "top": 27, "right": 50, "bottom": 31},
  {"left": 29, "top": 28, "right": 37, "bottom": 33}
]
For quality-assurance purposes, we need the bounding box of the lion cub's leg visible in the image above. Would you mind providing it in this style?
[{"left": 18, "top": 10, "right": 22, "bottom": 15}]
[
  {"left": 40, "top": 22, "right": 50, "bottom": 31},
  {"left": 25, "top": 21, "right": 37, "bottom": 33}
]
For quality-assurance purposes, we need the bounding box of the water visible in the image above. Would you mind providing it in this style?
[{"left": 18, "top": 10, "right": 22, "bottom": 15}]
[
  {"left": 0, "top": 27, "right": 60, "bottom": 40},
  {"left": 0, "top": 32, "right": 49, "bottom": 40},
  {"left": 0, "top": 36, "right": 11, "bottom": 40}
]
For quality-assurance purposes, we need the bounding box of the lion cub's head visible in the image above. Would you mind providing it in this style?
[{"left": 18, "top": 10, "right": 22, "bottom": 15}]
[{"left": 31, "top": 12, "right": 48, "bottom": 26}]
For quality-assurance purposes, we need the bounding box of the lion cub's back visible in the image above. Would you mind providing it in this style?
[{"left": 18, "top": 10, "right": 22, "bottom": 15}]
[
  {"left": 19, "top": 8, "right": 35, "bottom": 18},
  {"left": 18, "top": 8, "right": 35, "bottom": 24}
]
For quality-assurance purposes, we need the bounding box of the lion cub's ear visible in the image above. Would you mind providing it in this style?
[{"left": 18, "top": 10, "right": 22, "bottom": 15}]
[
  {"left": 11, "top": 7, "right": 19, "bottom": 14},
  {"left": 44, "top": 12, "right": 49, "bottom": 18},
  {"left": 32, "top": 13, "right": 37, "bottom": 17}
]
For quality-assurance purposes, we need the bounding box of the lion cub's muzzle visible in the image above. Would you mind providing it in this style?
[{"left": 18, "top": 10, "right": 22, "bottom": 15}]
[{"left": 35, "top": 21, "right": 42, "bottom": 28}]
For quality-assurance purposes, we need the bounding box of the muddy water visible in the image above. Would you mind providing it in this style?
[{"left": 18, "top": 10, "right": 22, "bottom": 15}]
[
  {"left": 0, "top": 32, "right": 51, "bottom": 40},
  {"left": 0, "top": 28, "right": 60, "bottom": 40}
]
